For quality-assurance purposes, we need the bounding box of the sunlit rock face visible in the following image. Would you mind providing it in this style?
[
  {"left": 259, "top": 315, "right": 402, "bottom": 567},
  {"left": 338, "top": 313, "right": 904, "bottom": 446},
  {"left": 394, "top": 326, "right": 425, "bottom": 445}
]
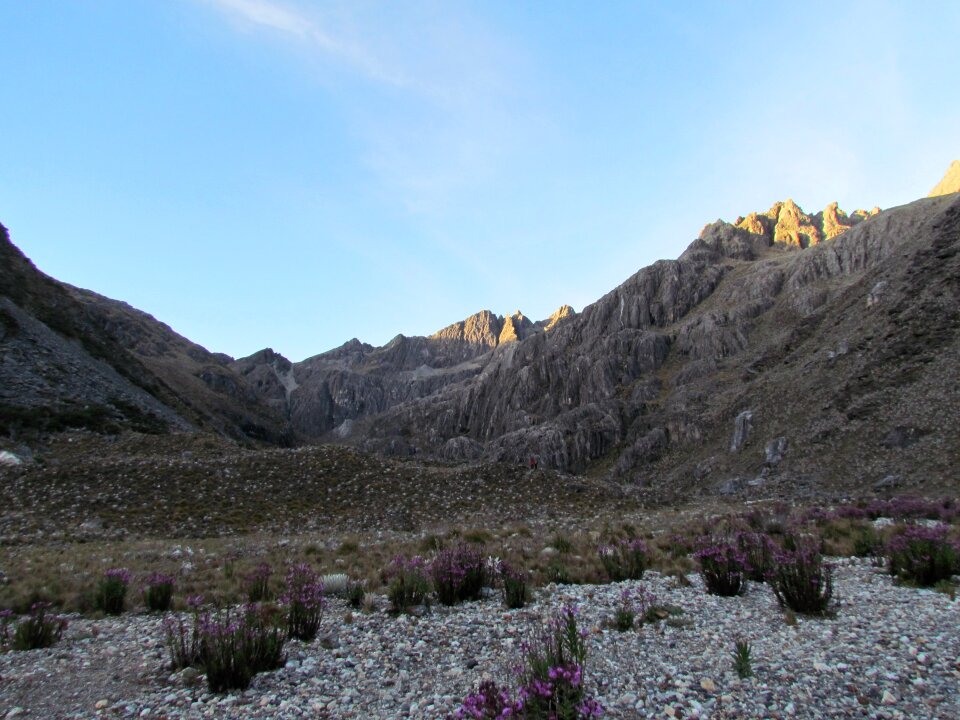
[{"left": 928, "top": 159, "right": 960, "bottom": 197}]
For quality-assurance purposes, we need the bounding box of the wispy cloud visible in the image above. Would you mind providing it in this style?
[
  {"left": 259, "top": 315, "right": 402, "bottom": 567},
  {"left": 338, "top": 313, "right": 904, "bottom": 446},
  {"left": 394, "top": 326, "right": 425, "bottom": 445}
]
[{"left": 200, "top": 0, "right": 407, "bottom": 85}]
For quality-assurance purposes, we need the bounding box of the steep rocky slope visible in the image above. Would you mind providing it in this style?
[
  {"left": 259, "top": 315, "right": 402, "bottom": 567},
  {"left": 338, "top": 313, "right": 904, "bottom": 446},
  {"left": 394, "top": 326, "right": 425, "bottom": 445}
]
[
  {"left": 232, "top": 306, "right": 576, "bottom": 437},
  {"left": 348, "top": 190, "right": 960, "bottom": 500},
  {"left": 0, "top": 225, "right": 292, "bottom": 443}
]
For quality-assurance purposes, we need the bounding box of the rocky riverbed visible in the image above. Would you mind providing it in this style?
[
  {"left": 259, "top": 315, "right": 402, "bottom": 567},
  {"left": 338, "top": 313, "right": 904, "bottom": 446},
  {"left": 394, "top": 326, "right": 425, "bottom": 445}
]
[{"left": 2, "top": 559, "right": 958, "bottom": 719}]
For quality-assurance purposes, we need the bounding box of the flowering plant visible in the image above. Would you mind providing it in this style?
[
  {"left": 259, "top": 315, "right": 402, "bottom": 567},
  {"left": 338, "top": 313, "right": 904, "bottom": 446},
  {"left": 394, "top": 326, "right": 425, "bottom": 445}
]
[
  {"left": 694, "top": 539, "right": 750, "bottom": 596},
  {"left": 387, "top": 555, "right": 431, "bottom": 613},
  {"left": 886, "top": 524, "right": 959, "bottom": 586},
  {"left": 452, "top": 605, "right": 603, "bottom": 719},
  {"left": 498, "top": 560, "right": 531, "bottom": 610},
  {"left": 9, "top": 602, "right": 67, "bottom": 651},
  {"left": 143, "top": 572, "right": 175, "bottom": 612},
  {"left": 768, "top": 535, "right": 834, "bottom": 614},
  {"left": 597, "top": 538, "right": 648, "bottom": 581},
  {"left": 432, "top": 544, "right": 488, "bottom": 606},
  {"left": 97, "top": 567, "right": 131, "bottom": 615},
  {"left": 282, "top": 563, "right": 325, "bottom": 641},
  {"left": 243, "top": 562, "right": 273, "bottom": 602}
]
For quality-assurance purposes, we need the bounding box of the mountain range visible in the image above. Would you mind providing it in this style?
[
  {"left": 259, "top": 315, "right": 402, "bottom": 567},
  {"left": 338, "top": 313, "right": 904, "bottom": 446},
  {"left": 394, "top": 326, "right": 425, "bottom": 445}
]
[{"left": 2, "top": 163, "right": 958, "bottom": 501}]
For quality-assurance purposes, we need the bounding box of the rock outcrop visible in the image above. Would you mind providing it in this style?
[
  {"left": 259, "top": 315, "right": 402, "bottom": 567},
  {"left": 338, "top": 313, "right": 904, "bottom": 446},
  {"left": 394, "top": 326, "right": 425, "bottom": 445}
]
[{"left": 929, "top": 159, "right": 960, "bottom": 197}]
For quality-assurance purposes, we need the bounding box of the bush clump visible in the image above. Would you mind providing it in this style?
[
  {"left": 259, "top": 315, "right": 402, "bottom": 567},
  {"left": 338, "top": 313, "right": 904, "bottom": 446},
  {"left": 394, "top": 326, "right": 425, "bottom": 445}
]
[
  {"left": 386, "top": 555, "right": 431, "bottom": 613},
  {"left": 2, "top": 603, "right": 67, "bottom": 651},
  {"left": 164, "top": 598, "right": 286, "bottom": 692},
  {"left": 143, "top": 572, "right": 175, "bottom": 612},
  {"left": 431, "top": 544, "right": 488, "bottom": 606},
  {"left": 886, "top": 525, "right": 959, "bottom": 586},
  {"left": 499, "top": 560, "right": 531, "bottom": 610},
  {"left": 96, "top": 568, "right": 130, "bottom": 615},
  {"left": 453, "top": 605, "right": 604, "bottom": 719},
  {"left": 282, "top": 563, "right": 326, "bottom": 641},
  {"left": 768, "top": 536, "right": 834, "bottom": 615},
  {"left": 243, "top": 563, "right": 273, "bottom": 603},
  {"left": 736, "top": 532, "right": 776, "bottom": 582},
  {"left": 694, "top": 539, "right": 749, "bottom": 596},
  {"left": 598, "top": 538, "right": 648, "bottom": 582}
]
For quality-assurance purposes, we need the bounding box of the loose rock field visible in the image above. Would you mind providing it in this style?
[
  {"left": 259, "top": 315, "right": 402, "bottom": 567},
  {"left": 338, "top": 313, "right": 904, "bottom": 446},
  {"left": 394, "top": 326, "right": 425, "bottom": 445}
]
[{"left": 2, "top": 559, "right": 958, "bottom": 719}]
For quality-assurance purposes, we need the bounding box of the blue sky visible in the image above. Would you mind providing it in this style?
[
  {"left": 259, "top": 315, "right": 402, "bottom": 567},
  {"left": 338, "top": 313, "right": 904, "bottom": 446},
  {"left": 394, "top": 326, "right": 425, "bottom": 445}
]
[{"left": 2, "top": 1, "right": 958, "bottom": 362}]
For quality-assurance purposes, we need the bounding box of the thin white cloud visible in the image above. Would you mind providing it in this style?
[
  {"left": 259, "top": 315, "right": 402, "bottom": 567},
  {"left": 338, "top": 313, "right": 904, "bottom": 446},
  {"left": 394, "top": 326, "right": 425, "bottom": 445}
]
[{"left": 201, "top": 0, "right": 406, "bottom": 86}]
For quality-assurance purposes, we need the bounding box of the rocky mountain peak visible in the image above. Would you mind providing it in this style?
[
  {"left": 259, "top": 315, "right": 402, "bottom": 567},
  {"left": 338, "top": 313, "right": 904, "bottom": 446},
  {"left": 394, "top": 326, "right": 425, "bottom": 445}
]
[
  {"left": 543, "top": 304, "right": 576, "bottom": 331},
  {"left": 928, "top": 159, "right": 960, "bottom": 197},
  {"left": 498, "top": 310, "right": 533, "bottom": 345},
  {"left": 431, "top": 309, "right": 502, "bottom": 348},
  {"left": 731, "top": 199, "right": 879, "bottom": 250}
]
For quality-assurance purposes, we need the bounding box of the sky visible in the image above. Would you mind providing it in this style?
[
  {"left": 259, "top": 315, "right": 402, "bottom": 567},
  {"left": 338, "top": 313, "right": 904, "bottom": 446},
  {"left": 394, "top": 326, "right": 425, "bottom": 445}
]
[{"left": 1, "top": 1, "right": 958, "bottom": 362}]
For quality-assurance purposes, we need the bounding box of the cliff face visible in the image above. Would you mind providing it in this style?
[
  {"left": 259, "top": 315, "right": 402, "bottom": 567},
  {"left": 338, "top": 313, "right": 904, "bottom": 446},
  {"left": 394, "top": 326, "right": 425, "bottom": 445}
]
[
  {"left": 351, "top": 192, "right": 960, "bottom": 499},
  {"left": 232, "top": 307, "right": 576, "bottom": 437}
]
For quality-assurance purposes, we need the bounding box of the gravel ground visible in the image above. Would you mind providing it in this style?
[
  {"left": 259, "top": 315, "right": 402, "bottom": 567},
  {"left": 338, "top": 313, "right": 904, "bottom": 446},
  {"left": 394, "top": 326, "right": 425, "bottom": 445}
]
[{"left": 1, "top": 559, "right": 958, "bottom": 719}]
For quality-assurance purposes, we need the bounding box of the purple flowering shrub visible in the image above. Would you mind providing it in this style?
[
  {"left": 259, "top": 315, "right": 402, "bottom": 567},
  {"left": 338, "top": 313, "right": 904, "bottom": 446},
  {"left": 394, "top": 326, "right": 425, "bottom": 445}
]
[
  {"left": 432, "top": 544, "right": 488, "bottom": 606},
  {"left": 768, "top": 535, "right": 834, "bottom": 615},
  {"left": 454, "top": 680, "right": 524, "bottom": 719},
  {"left": 143, "top": 572, "right": 175, "bottom": 612},
  {"left": 610, "top": 586, "right": 658, "bottom": 632},
  {"left": 694, "top": 539, "right": 749, "bottom": 596},
  {"left": 3, "top": 602, "right": 67, "bottom": 651},
  {"left": 597, "top": 538, "right": 648, "bottom": 582},
  {"left": 96, "top": 567, "right": 131, "bottom": 615},
  {"left": 499, "top": 560, "right": 531, "bottom": 610},
  {"left": 387, "top": 555, "right": 431, "bottom": 613},
  {"left": 736, "top": 532, "right": 776, "bottom": 582},
  {"left": 165, "top": 595, "right": 205, "bottom": 669},
  {"left": 886, "top": 525, "right": 959, "bottom": 586},
  {"left": 452, "top": 606, "right": 604, "bottom": 719},
  {"left": 282, "top": 563, "right": 325, "bottom": 641},
  {"left": 243, "top": 563, "right": 273, "bottom": 603},
  {"left": 164, "top": 598, "right": 286, "bottom": 692}
]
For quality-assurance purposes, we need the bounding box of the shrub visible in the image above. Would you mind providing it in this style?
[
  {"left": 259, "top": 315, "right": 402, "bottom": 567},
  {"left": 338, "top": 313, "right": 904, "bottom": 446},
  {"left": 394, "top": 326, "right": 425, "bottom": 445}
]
[
  {"left": 431, "top": 544, "right": 488, "bottom": 606},
  {"left": 387, "top": 555, "right": 431, "bottom": 613},
  {"left": 346, "top": 580, "right": 366, "bottom": 609},
  {"left": 282, "top": 564, "right": 326, "bottom": 641},
  {"left": 768, "top": 536, "right": 834, "bottom": 615},
  {"left": 545, "top": 560, "right": 575, "bottom": 585},
  {"left": 694, "top": 540, "right": 749, "bottom": 596},
  {"left": 551, "top": 533, "right": 574, "bottom": 555},
  {"left": 731, "top": 639, "right": 753, "bottom": 678},
  {"left": 598, "top": 538, "right": 648, "bottom": 582},
  {"left": 9, "top": 602, "right": 67, "bottom": 651},
  {"left": 852, "top": 525, "right": 883, "bottom": 558},
  {"left": 611, "top": 590, "right": 636, "bottom": 632},
  {"left": 453, "top": 606, "right": 604, "bottom": 719},
  {"left": 143, "top": 572, "right": 175, "bottom": 612},
  {"left": 164, "top": 597, "right": 286, "bottom": 692},
  {"left": 321, "top": 573, "right": 349, "bottom": 597},
  {"left": 165, "top": 595, "right": 205, "bottom": 670},
  {"left": 198, "top": 604, "right": 286, "bottom": 692},
  {"left": 737, "top": 532, "right": 776, "bottom": 582},
  {"left": 243, "top": 563, "right": 273, "bottom": 603},
  {"left": 499, "top": 560, "right": 531, "bottom": 610},
  {"left": 96, "top": 568, "right": 130, "bottom": 615},
  {"left": 886, "top": 525, "right": 959, "bottom": 586}
]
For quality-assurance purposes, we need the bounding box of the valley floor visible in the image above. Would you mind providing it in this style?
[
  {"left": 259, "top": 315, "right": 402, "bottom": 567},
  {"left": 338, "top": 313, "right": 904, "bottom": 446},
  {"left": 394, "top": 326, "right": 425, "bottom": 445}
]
[{"left": 1, "top": 560, "right": 958, "bottom": 719}]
